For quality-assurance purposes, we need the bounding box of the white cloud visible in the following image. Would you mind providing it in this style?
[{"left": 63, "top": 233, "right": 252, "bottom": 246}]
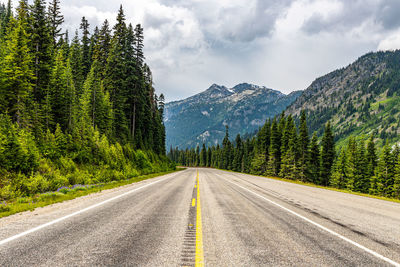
[
  {"left": 378, "top": 30, "right": 400, "bottom": 51},
  {"left": 6, "top": 0, "right": 400, "bottom": 101}
]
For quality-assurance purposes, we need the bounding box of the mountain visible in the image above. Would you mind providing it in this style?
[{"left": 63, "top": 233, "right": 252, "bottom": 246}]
[
  {"left": 286, "top": 50, "right": 400, "bottom": 147},
  {"left": 165, "top": 83, "right": 302, "bottom": 149}
]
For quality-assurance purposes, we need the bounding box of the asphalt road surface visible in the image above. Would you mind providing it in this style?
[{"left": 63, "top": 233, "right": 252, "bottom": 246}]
[{"left": 0, "top": 168, "right": 399, "bottom": 266}]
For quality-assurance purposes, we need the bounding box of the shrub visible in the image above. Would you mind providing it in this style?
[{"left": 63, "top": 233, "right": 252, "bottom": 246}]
[{"left": 26, "top": 174, "right": 50, "bottom": 195}]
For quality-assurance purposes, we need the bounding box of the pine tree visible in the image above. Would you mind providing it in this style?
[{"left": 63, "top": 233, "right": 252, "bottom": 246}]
[
  {"left": 82, "top": 59, "right": 113, "bottom": 137},
  {"left": 232, "top": 134, "right": 243, "bottom": 171},
  {"left": 266, "top": 118, "right": 281, "bottom": 176},
  {"left": 345, "top": 137, "right": 357, "bottom": 191},
  {"left": 394, "top": 153, "right": 400, "bottom": 199},
  {"left": 1, "top": 3, "right": 34, "bottom": 127},
  {"left": 104, "top": 6, "right": 128, "bottom": 142},
  {"left": 48, "top": 0, "right": 64, "bottom": 46},
  {"left": 88, "top": 26, "right": 99, "bottom": 65},
  {"left": 207, "top": 147, "right": 212, "bottom": 167},
  {"left": 0, "top": 0, "right": 12, "bottom": 38},
  {"left": 366, "top": 135, "right": 377, "bottom": 180},
  {"left": 222, "top": 125, "right": 231, "bottom": 169},
  {"left": 298, "top": 110, "right": 309, "bottom": 181},
  {"left": 69, "top": 31, "right": 84, "bottom": 95},
  {"left": 29, "top": 0, "right": 53, "bottom": 103},
  {"left": 308, "top": 132, "right": 320, "bottom": 184},
  {"left": 80, "top": 16, "right": 90, "bottom": 78},
  {"left": 200, "top": 143, "right": 206, "bottom": 167},
  {"left": 320, "top": 122, "right": 335, "bottom": 186},
  {"left": 94, "top": 20, "right": 111, "bottom": 75},
  {"left": 134, "top": 23, "right": 144, "bottom": 67},
  {"left": 331, "top": 149, "right": 347, "bottom": 189},
  {"left": 279, "top": 119, "right": 298, "bottom": 179},
  {"left": 354, "top": 140, "right": 368, "bottom": 193},
  {"left": 376, "top": 141, "right": 395, "bottom": 197}
]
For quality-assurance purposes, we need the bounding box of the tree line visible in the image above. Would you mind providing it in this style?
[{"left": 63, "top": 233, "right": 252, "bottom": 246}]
[
  {"left": 0, "top": 0, "right": 170, "bottom": 200},
  {"left": 169, "top": 111, "right": 400, "bottom": 199}
]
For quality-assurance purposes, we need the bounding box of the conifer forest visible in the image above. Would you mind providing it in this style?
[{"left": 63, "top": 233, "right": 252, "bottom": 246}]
[
  {"left": 0, "top": 0, "right": 171, "bottom": 201},
  {"left": 169, "top": 111, "right": 400, "bottom": 199}
]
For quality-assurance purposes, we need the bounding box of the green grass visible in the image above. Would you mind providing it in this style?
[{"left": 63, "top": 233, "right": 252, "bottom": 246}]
[
  {"left": 218, "top": 168, "right": 400, "bottom": 204},
  {"left": 0, "top": 168, "right": 185, "bottom": 219}
]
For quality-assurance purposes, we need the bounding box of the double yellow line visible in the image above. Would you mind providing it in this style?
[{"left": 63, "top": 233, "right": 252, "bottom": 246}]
[{"left": 195, "top": 170, "right": 204, "bottom": 266}]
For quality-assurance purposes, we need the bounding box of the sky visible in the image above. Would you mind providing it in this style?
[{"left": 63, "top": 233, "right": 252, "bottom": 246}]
[{"left": 10, "top": 0, "right": 400, "bottom": 101}]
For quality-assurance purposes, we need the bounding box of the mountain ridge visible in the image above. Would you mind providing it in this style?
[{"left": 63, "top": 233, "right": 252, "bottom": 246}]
[
  {"left": 286, "top": 50, "right": 400, "bottom": 147},
  {"left": 165, "top": 83, "right": 302, "bottom": 149}
]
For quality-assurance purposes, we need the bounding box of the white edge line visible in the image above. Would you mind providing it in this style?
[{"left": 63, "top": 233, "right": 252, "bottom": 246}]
[
  {"left": 221, "top": 176, "right": 400, "bottom": 267},
  {"left": 0, "top": 175, "right": 171, "bottom": 246}
]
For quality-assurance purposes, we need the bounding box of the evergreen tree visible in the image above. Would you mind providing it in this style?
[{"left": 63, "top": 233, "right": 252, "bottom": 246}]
[
  {"left": 320, "top": 122, "right": 335, "bottom": 186},
  {"left": 207, "top": 147, "right": 212, "bottom": 167},
  {"left": 0, "top": 0, "right": 12, "bottom": 38},
  {"left": 1, "top": 3, "right": 34, "bottom": 127},
  {"left": 88, "top": 25, "right": 99, "bottom": 65},
  {"left": 48, "top": 0, "right": 64, "bottom": 46},
  {"left": 394, "top": 154, "right": 400, "bottom": 199},
  {"left": 30, "top": 0, "right": 53, "bottom": 103},
  {"left": 103, "top": 6, "right": 128, "bottom": 142},
  {"left": 375, "top": 141, "right": 395, "bottom": 197},
  {"left": 331, "top": 149, "right": 347, "bottom": 189},
  {"left": 366, "top": 135, "right": 377, "bottom": 180},
  {"left": 200, "top": 143, "right": 206, "bottom": 167},
  {"left": 79, "top": 16, "right": 91, "bottom": 78},
  {"left": 345, "top": 137, "right": 357, "bottom": 191},
  {"left": 266, "top": 118, "right": 281, "bottom": 176},
  {"left": 134, "top": 23, "right": 144, "bottom": 67},
  {"left": 222, "top": 126, "right": 232, "bottom": 169},
  {"left": 308, "top": 132, "right": 320, "bottom": 184},
  {"left": 279, "top": 118, "right": 298, "bottom": 179},
  {"left": 94, "top": 20, "right": 111, "bottom": 75},
  {"left": 298, "top": 110, "right": 309, "bottom": 181},
  {"left": 69, "top": 31, "right": 84, "bottom": 95},
  {"left": 354, "top": 140, "right": 368, "bottom": 193},
  {"left": 232, "top": 134, "right": 243, "bottom": 171}
]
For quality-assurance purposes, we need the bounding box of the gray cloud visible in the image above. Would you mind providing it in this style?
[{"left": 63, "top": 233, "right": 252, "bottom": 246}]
[
  {"left": 7, "top": 0, "right": 400, "bottom": 101},
  {"left": 302, "top": 0, "right": 400, "bottom": 35}
]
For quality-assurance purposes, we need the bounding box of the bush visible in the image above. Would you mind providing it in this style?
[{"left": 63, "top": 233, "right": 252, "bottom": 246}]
[
  {"left": 58, "top": 156, "right": 77, "bottom": 173},
  {"left": 0, "top": 115, "right": 40, "bottom": 174},
  {"left": 48, "top": 171, "right": 69, "bottom": 191},
  {"left": 0, "top": 204, "right": 10, "bottom": 212},
  {"left": 135, "top": 150, "right": 152, "bottom": 170},
  {"left": 26, "top": 174, "right": 50, "bottom": 195}
]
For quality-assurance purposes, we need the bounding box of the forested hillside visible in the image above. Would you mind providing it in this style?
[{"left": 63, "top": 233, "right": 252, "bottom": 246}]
[
  {"left": 170, "top": 112, "right": 400, "bottom": 199},
  {"left": 0, "top": 0, "right": 170, "bottom": 201},
  {"left": 286, "top": 50, "right": 400, "bottom": 147}
]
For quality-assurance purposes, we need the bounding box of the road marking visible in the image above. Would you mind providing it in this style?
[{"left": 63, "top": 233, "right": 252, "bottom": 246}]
[
  {"left": 0, "top": 176, "right": 172, "bottom": 246},
  {"left": 221, "top": 176, "right": 400, "bottom": 267},
  {"left": 195, "top": 170, "right": 204, "bottom": 267},
  {"left": 192, "top": 198, "right": 196, "bottom": 207}
]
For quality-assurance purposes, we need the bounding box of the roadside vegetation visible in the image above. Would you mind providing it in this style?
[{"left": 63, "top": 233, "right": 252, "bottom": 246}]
[
  {"left": 0, "top": 169, "right": 182, "bottom": 218},
  {"left": 0, "top": 0, "right": 173, "bottom": 209}
]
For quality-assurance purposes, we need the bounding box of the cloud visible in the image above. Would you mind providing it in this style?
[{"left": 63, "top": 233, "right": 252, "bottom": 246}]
[
  {"left": 6, "top": 0, "right": 400, "bottom": 101},
  {"left": 301, "top": 0, "right": 400, "bottom": 35}
]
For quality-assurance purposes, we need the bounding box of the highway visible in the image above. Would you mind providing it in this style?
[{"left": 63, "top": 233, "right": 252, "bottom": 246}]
[{"left": 0, "top": 168, "right": 399, "bottom": 266}]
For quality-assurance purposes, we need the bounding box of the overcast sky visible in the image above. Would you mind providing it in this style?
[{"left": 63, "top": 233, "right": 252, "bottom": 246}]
[{"left": 10, "top": 0, "right": 400, "bottom": 101}]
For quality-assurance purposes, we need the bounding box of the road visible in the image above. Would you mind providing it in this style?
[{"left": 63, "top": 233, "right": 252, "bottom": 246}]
[{"left": 0, "top": 168, "right": 400, "bottom": 266}]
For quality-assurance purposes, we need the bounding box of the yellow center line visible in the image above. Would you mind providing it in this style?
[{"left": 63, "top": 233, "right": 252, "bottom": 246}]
[
  {"left": 195, "top": 170, "right": 204, "bottom": 266},
  {"left": 192, "top": 198, "right": 196, "bottom": 207}
]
